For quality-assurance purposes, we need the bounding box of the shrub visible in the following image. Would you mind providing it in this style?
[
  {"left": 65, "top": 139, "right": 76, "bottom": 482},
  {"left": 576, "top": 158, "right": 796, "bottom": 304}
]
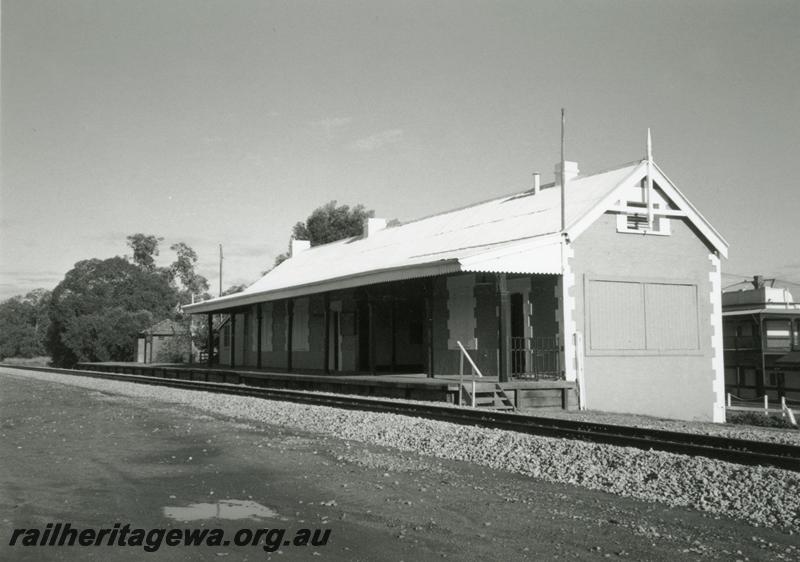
[{"left": 727, "top": 410, "right": 798, "bottom": 430}]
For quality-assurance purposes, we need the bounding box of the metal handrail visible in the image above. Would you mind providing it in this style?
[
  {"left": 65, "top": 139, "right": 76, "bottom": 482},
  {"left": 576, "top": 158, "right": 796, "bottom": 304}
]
[
  {"left": 456, "top": 341, "right": 483, "bottom": 378},
  {"left": 457, "top": 340, "right": 482, "bottom": 408}
]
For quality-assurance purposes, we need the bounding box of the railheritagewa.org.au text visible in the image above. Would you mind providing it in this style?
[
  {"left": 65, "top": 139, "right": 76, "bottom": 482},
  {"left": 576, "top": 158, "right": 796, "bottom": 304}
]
[{"left": 9, "top": 522, "right": 331, "bottom": 552}]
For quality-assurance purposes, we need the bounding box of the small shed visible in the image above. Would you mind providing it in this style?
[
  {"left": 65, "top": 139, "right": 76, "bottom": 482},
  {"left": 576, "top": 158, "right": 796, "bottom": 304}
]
[{"left": 136, "top": 319, "right": 192, "bottom": 364}]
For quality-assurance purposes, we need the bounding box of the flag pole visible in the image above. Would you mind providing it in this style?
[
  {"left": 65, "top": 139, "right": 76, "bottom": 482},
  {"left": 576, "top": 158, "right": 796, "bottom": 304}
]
[
  {"left": 560, "top": 108, "right": 566, "bottom": 233},
  {"left": 646, "top": 128, "right": 653, "bottom": 229}
]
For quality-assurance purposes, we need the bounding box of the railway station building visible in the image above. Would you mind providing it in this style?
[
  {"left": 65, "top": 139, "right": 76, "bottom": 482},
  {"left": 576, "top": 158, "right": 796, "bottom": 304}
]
[{"left": 184, "top": 155, "right": 729, "bottom": 422}]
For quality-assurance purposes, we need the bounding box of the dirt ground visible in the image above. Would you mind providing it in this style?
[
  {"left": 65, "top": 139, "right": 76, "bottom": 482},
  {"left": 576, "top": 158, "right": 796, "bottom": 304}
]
[{"left": 1, "top": 371, "right": 798, "bottom": 561}]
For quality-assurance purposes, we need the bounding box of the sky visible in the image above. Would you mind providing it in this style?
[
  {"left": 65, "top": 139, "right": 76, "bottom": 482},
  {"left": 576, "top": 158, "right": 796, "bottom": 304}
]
[{"left": 2, "top": 0, "right": 799, "bottom": 300}]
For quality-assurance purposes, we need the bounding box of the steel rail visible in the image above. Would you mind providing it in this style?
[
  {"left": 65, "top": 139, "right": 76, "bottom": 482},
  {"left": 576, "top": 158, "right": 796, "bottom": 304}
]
[{"left": 6, "top": 364, "right": 800, "bottom": 472}]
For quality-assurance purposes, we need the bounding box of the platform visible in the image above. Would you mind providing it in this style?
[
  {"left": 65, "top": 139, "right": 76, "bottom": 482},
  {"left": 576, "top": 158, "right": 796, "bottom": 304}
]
[{"left": 77, "top": 362, "right": 578, "bottom": 411}]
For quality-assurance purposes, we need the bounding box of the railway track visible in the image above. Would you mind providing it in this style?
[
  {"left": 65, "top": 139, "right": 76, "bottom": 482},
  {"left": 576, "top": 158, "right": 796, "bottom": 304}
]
[{"left": 6, "top": 364, "right": 800, "bottom": 472}]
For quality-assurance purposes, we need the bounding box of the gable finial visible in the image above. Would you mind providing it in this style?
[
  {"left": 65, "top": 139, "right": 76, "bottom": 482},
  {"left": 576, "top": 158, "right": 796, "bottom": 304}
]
[{"left": 646, "top": 128, "right": 653, "bottom": 162}]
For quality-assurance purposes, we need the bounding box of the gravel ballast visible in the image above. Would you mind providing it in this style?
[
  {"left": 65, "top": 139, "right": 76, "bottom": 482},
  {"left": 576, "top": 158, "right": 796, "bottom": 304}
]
[
  {"left": 5, "top": 368, "right": 799, "bottom": 534},
  {"left": 536, "top": 410, "right": 800, "bottom": 447}
]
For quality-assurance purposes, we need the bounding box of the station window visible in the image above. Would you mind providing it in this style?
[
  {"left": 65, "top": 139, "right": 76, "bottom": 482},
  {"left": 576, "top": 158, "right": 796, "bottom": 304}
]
[
  {"left": 616, "top": 202, "right": 670, "bottom": 235},
  {"left": 794, "top": 319, "right": 800, "bottom": 349},
  {"left": 764, "top": 319, "right": 792, "bottom": 349},
  {"left": 616, "top": 180, "right": 666, "bottom": 231},
  {"left": 626, "top": 213, "right": 649, "bottom": 230}
]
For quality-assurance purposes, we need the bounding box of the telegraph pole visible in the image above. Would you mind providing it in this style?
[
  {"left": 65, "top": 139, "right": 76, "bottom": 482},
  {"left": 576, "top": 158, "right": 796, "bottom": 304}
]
[{"left": 218, "top": 244, "right": 223, "bottom": 297}]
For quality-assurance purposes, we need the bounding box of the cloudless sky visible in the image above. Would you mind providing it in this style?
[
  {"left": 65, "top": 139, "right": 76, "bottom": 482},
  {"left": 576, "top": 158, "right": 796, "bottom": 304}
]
[{"left": 2, "top": 0, "right": 799, "bottom": 300}]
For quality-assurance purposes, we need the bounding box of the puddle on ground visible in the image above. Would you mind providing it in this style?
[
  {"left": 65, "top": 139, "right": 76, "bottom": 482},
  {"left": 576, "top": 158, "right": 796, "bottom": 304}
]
[{"left": 163, "top": 499, "right": 282, "bottom": 522}]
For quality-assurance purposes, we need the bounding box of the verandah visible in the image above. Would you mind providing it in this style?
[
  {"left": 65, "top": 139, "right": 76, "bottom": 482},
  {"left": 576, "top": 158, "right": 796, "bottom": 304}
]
[{"left": 201, "top": 272, "right": 562, "bottom": 382}]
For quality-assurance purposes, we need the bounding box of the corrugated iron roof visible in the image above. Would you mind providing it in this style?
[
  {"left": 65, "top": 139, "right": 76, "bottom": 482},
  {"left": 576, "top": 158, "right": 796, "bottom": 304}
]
[{"left": 184, "top": 160, "right": 702, "bottom": 313}]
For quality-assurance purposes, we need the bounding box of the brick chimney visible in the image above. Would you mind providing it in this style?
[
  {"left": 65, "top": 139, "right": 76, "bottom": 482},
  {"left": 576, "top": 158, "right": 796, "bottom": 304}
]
[
  {"left": 554, "top": 161, "right": 579, "bottom": 186},
  {"left": 290, "top": 238, "right": 311, "bottom": 257},
  {"left": 363, "top": 218, "right": 387, "bottom": 237}
]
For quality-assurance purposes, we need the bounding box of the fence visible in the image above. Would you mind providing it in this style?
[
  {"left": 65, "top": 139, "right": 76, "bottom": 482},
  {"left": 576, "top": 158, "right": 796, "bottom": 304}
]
[
  {"left": 511, "top": 336, "right": 561, "bottom": 381},
  {"left": 727, "top": 393, "right": 798, "bottom": 426}
]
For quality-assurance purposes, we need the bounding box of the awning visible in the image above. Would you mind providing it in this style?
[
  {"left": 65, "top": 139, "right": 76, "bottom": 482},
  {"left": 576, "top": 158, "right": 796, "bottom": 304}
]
[{"left": 776, "top": 351, "right": 800, "bottom": 367}]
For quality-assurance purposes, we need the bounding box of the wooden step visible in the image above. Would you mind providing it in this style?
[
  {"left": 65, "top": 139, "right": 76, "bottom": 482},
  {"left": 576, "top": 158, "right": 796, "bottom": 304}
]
[{"left": 460, "top": 382, "right": 515, "bottom": 411}]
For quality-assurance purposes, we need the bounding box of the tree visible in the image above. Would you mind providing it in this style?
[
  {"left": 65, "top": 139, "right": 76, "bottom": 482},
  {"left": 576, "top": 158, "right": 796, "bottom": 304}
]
[
  {"left": 127, "top": 233, "right": 163, "bottom": 272},
  {"left": 273, "top": 201, "right": 374, "bottom": 266},
  {"left": 221, "top": 284, "right": 247, "bottom": 296},
  {"left": 46, "top": 257, "right": 178, "bottom": 366},
  {"left": 0, "top": 289, "right": 51, "bottom": 360},
  {"left": 295, "top": 200, "right": 374, "bottom": 245},
  {"left": 42, "top": 235, "right": 213, "bottom": 366},
  {"left": 154, "top": 322, "right": 193, "bottom": 363},
  {"left": 169, "top": 242, "right": 210, "bottom": 305},
  {"left": 189, "top": 318, "right": 215, "bottom": 359}
]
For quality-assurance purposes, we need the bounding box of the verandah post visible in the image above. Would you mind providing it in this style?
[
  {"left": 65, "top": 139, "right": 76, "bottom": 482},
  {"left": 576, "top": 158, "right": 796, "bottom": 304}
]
[
  {"left": 256, "top": 303, "right": 263, "bottom": 369},
  {"left": 497, "top": 273, "right": 511, "bottom": 383},
  {"left": 390, "top": 292, "right": 397, "bottom": 373},
  {"left": 323, "top": 293, "right": 330, "bottom": 374},
  {"left": 424, "top": 278, "right": 435, "bottom": 378},
  {"left": 368, "top": 298, "right": 376, "bottom": 375},
  {"left": 287, "top": 299, "right": 294, "bottom": 372},
  {"left": 230, "top": 311, "right": 236, "bottom": 368},
  {"left": 206, "top": 313, "right": 213, "bottom": 367}
]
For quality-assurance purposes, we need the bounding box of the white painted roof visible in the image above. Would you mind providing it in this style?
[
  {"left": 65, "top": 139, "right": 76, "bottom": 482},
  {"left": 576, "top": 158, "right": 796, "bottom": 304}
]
[{"left": 185, "top": 159, "right": 725, "bottom": 313}]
